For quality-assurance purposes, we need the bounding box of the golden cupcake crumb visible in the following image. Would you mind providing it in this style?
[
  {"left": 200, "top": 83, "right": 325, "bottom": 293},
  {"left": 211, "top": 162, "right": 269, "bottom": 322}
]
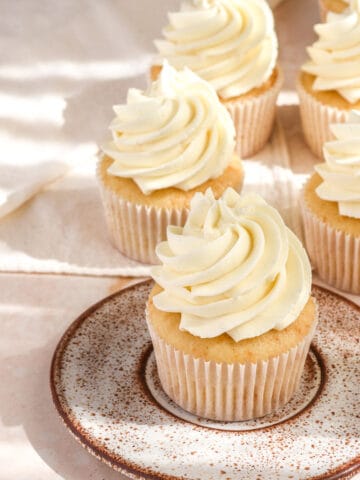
[
  {"left": 98, "top": 155, "right": 244, "bottom": 209},
  {"left": 147, "top": 284, "right": 317, "bottom": 364}
]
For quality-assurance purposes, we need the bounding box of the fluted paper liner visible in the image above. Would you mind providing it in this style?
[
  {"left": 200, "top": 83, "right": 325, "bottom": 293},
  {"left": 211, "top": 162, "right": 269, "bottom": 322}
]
[
  {"left": 297, "top": 78, "right": 348, "bottom": 160},
  {"left": 301, "top": 197, "right": 360, "bottom": 294},
  {"left": 97, "top": 164, "right": 188, "bottom": 265},
  {"left": 146, "top": 309, "right": 317, "bottom": 422},
  {"left": 224, "top": 67, "right": 283, "bottom": 159}
]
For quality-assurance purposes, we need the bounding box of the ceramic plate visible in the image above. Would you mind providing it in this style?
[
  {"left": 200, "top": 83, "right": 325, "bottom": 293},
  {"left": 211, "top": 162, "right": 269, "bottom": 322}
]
[{"left": 50, "top": 280, "right": 360, "bottom": 480}]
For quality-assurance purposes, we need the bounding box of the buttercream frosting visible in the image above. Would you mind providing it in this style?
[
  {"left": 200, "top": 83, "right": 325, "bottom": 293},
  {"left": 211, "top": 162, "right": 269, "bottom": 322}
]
[
  {"left": 302, "top": 0, "right": 360, "bottom": 104},
  {"left": 153, "top": 0, "right": 278, "bottom": 99},
  {"left": 151, "top": 188, "right": 312, "bottom": 342},
  {"left": 315, "top": 110, "right": 360, "bottom": 218},
  {"left": 101, "top": 62, "right": 235, "bottom": 194}
]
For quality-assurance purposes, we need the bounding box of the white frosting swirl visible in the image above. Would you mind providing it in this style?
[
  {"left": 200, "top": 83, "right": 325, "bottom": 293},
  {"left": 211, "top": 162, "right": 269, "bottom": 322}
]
[
  {"left": 151, "top": 188, "right": 312, "bottom": 342},
  {"left": 302, "top": 0, "right": 360, "bottom": 104},
  {"left": 101, "top": 63, "right": 235, "bottom": 194},
  {"left": 315, "top": 110, "right": 360, "bottom": 218},
  {"left": 154, "top": 0, "right": 278, "bottom": 99}
]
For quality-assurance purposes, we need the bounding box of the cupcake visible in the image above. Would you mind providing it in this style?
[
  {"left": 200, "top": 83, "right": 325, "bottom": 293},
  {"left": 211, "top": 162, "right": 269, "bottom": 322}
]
[
  {"left": 297, "top": 2, "right": 360, "bottom": 159},
  {"left": 146, "top": 188, "right": 317, "bottom": 421},
  {"left": 301, "top": 111, "right": 360, "bottom": 294},
  {"left": 98, "top": 63, "right": 244, "bottom": 264},
  {"left": 318, "top": 0, "right": 349, "bottom": 21},
  {"left": 152, "top": 0, "right": 283, "bottom": 158}
]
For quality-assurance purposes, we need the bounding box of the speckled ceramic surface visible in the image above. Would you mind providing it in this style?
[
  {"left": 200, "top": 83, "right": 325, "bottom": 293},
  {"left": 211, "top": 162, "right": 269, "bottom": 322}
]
[{"left": 50, "top": 280, "right": 360, "bottom": 480}]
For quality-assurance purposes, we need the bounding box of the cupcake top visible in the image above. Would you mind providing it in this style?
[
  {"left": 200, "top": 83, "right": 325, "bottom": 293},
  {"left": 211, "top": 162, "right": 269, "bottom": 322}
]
[
  {"left": 323, "top": 0, "right": 350, "bottom": 13},
  {"left": 153, "top": 0, "right": 278, "bottom": 99},
  {"left": 151, "top": 188, "right": 311, "bottom": 342},
  {"left": 315, "top": 110, "right": 360, "bottom": 218},
  {"left": 302, "top": 0, "right": 360, "bottom": 104},
  {"left": 101, "top": 62, "right": 235, "bottom": 195}
]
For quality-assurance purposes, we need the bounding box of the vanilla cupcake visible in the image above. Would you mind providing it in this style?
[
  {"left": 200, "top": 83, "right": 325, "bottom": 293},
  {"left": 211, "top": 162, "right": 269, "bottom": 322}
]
[
  {"left": 147, "top": 188, "right": 317, "bottom": 421},
  {"left": 298, "top": 2, "right": 360, "bottom": 159},
  {"left": 98, "top": 63, "right": 244, "bottom": 264},
  {"left": 301, "top": 111, "right": 360, "bottom": 294},
  {"left": 152, "top": 0, "right": 283, "bottom": 158},
  {"left": 319, "top": 0, "right": 349, "bottom": 21}
]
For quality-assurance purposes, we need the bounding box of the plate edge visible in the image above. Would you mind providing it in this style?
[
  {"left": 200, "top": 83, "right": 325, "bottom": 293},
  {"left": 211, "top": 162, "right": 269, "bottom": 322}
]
[{"left": 49, "top": 281, "right": 360, "bottom": 480}]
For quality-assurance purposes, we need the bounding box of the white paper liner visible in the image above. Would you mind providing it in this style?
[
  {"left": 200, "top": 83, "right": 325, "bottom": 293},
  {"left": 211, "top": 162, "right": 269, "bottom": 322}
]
[
  {"left": 96, "top": 164, "right": 188, "bottom": 265},
  {"left": 222, "top": 67, "right": 284, "bottom": 159},
  {"left": 146, "top": 309, "right": 317, "bottom": 422},
  {"left": 297, "top": 78, "right": 348, "bottom": 160},
  {"left": 301, "top": 196, "right": 360, "bottom": 294}
]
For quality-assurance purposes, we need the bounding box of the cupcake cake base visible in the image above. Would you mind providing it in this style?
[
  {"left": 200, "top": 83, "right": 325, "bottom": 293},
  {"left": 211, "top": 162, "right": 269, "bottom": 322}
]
[{"left": 146, "top": 285, "right": 318, "bottom": 422}]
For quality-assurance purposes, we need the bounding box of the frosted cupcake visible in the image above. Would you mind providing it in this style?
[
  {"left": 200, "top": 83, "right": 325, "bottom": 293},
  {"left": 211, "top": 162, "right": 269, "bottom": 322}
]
[
  {"left": 301, "top": 111, "right": 360, "bottom": 294},
  {"left": 298, "top": 2, "right": 360, "bottom": 159},
  {"left": 147, "top": 188, "right": 317, "bottom": 421},
  {"left": 152, "top": 0, "right": 283, "bottom": 158},
  {"left": 98, "top": 63, "right": 244, "bottom": 264},
  {"left": 318, "top": 0, "right": 349, "bottom": 21}
]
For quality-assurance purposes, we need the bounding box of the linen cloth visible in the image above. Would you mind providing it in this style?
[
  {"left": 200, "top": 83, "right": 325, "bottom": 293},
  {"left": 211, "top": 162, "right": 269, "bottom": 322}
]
[
  {"left": 0, "top": 0, "right": 318, "bottom": 276},
  {"left": 0, "top": 158, "right": 67, "bottom": 219}
]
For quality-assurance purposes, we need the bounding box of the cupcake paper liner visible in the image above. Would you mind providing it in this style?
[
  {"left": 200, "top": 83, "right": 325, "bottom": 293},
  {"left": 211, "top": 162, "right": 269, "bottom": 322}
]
[
  {"left": 146, "top": 310, "right": 317, "bottom": 422},
  {"left": 301, "top": 197, "right": 360, "bottom": 294},
  {"left": 97, "top": 164, "right": 189, "bottom": 265},
  {"left": 224, "top": 67, "right": 284, "bottom": 159},
  {"left": 297, "top": 79, "right": 348, "bottom": 160}
]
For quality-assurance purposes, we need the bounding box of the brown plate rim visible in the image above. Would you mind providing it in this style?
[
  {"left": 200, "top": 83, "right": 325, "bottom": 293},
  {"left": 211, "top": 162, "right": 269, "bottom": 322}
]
[{"left": 50, "top": 279, "right": 360, "bottom": 480}]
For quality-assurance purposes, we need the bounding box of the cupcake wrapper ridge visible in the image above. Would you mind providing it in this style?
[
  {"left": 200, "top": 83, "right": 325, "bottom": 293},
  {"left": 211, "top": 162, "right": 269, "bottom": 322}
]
[
  {"left": 97, "top": 163, "right": 188, "bottom": 265},
  {"left": 146, "top": 310, "right": 317, "bottom": 422},
  {"left": 301, "top": 198, "right": 360, "bottom": 294},
  {"left": 225, "top": 67, "right": 284, "bottom": 159},
  {"left": 297, "top": 79, "right": 348, "bottom": 160}
]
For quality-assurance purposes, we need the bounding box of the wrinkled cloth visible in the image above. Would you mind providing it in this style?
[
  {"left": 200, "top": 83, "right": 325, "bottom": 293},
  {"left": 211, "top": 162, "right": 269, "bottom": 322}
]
[{"left": 0, "top": 158, "right": 67, "bottom": 219}]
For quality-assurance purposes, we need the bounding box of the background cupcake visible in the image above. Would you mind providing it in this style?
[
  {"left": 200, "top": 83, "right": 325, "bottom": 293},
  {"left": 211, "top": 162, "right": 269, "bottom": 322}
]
[
  {"left": 152, "top": 0, "right": 283, "bottom": 158},
  {"left": 98, "top": 63, "right": 244, "bottom": 264},
  {"left": 301, "top": 111, "right": 360, "bottom": 294},
  {"left": 147, "top": 188, "right": 317, "bottom": 421},
  {"left": 298, "top": 2, "right": 360, "bottom": 159},
  {"left": 318, "top": 0, "right": 349, "bottom": 21}
]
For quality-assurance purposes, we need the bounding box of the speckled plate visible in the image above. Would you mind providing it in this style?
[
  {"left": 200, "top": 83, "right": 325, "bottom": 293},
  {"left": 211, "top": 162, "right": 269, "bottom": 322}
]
[{"left": 50, "top": 280, "right": 360, "bottom": 480}]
